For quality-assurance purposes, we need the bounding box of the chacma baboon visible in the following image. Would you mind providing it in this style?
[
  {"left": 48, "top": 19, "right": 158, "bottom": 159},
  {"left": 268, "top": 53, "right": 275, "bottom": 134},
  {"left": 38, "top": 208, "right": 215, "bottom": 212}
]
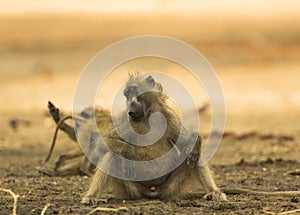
[
  {"left": 41, "top": 75, "right": 300, "bottom": 200},
  {"left": 81, "top": 74, "right": 227, "bottom": 203}
]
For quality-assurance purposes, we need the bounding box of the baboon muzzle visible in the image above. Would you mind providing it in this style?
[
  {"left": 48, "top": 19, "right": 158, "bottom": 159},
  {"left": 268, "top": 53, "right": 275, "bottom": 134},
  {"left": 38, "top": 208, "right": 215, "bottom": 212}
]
[{"left": 128, "top": 100, "right": 144, "bottom": 121}]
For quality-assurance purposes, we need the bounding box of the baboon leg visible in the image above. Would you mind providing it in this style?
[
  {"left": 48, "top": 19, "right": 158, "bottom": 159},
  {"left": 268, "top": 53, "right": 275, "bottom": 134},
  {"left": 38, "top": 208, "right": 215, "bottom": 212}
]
[
  {"left": 81, "top": 169, "right": 109, "bottom": 204},
  {"left": 58, "top": 123, "right": 77, "bottom": 141},
  {"left": 122, "top": 182, "right": 141, "bottom": 199},
  {"left": 160, "top": 170, "right": 187, "bottom": 199},
  {"left": 197, "top": 165, "right": 227, "bottom": 201},
  {"left": 48, "top": 101, "right": 61, "bottom": 123},
  {"left": 55, "top": 147, "right": 84, "bottom": 170},
  {"left": 48, "top": 101, "right": 77, "bottom": 141},
  {"left": 80, "top": 157, "right": 94, "bottom": 176}
]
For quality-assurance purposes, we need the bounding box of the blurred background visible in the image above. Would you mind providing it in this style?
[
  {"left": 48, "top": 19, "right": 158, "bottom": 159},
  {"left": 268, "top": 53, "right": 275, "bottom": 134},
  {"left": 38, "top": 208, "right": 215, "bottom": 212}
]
[{"left": 0, "top": 0, "right": 299, "bottom": 133}]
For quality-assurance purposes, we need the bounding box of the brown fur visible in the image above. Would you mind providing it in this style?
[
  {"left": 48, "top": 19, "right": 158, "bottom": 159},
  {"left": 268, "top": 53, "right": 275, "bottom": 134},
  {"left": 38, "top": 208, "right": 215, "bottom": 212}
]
[{"left": 81, "top": 74, "right": 226, "bottom": 203}]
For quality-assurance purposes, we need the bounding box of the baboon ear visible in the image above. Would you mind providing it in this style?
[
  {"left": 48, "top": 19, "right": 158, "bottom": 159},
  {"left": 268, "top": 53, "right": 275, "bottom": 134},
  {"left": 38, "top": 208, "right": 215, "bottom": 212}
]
[
  {"left": 146, "top": 76, "right": 156, "bottom": 87},
  {"left": 157, "top": 83, "right": 163, "bottom": 92}
]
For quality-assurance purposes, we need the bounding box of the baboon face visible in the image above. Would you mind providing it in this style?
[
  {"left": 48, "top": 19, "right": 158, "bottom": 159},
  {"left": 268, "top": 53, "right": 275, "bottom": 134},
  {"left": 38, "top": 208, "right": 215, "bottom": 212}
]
[
  {"left": 124, "top": 85, "right": 145, "bottom": 121},
  {"left": 124, "top": 75, "right": 162, "bottom": 121}
]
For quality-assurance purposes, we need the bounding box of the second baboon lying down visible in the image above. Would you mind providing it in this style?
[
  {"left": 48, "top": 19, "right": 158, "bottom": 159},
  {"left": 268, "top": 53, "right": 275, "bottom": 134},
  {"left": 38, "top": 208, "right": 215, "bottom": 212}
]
[
  {"left": 38, "top": 102, "right": 112, "bottom": 176},
  {"left": 81, "top": 74, "right": 227, "bottom": 203}
]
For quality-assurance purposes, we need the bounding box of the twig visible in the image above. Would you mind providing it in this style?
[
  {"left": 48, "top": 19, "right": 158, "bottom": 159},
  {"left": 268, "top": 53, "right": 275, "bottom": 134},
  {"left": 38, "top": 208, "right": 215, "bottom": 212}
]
[
  {"left": 0, "top": 188, "right": 19, "bottom": 215},
  {"left": 278, "top": 209, "right": 300, "bottom": 215},
  {"left": 40, "top": 203, "right": 51, "bottom": 215},
  {"left": 262, "top": 211, "right": 275, "bottom": 215},
  {"left": 87, "top": 206, "right": 129, "bottom": 214},
  {"left": 43, "top": 115, "right": 72, "bottom": 163},
  {"left": 285, "top": 169, "right": 300, "bottom": 176},
  {"left": 262, "top": 209, "right": 300, "bottom": 215}
]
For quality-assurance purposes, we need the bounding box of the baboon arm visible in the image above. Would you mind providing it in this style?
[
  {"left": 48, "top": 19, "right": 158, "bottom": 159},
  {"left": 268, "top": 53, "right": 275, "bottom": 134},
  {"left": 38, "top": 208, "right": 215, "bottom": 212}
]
[
  {"left": 197, "top": 165, "right": 219, "bottom": 192},
  {"left": 81, "top": 152, "right": 114, "bottom": 203},
  {"left": 197, "top": 165, "right": 227, "bottom": 201}
]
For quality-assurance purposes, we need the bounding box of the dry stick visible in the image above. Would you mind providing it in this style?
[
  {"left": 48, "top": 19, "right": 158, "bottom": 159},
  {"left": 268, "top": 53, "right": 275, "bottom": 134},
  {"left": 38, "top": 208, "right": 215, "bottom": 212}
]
[
  {"left": 223, "top": 188, "right": 300, "bottom": 197},
  {"left": 43, "top": 116, "right": 73, "bottom": 163},
  {"left": 278, "top": 209, "right": 300, "bottom": 215},
  {"left": 285, "top": 169, "right": 300, "bottom": 176},
  {"left": 262, "top": 211, "right": 275, "bottom": 215},
  {"left": 87, "top": 207, "right": 129, "bottom": 215},
  {"left": 187, "top": 188, "right": 300, "bottom": 199},
  {"left": 263, "top": 209, "right": 300, "bottom": 215},
  {"left": 0, "top": 188, "right": 19, "bottom": 215},
  {"left": 40, "top": 203, "right": 51, "bottom": 215}
]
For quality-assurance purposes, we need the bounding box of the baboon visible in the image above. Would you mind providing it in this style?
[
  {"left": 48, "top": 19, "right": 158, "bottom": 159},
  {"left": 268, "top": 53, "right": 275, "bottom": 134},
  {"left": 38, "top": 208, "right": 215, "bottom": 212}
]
[
  {"left": 81, "top": 74, "right": 227, "bottom": 203},
  {"left": 42, "top": 75, "right": 300, "bottom": 200}
]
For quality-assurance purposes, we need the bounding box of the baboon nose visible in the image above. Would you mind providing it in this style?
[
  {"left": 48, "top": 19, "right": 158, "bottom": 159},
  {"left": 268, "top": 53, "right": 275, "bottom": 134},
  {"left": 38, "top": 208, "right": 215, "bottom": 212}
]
[{"left": 128, "top": 112, "right": 136, "bottom": 117}]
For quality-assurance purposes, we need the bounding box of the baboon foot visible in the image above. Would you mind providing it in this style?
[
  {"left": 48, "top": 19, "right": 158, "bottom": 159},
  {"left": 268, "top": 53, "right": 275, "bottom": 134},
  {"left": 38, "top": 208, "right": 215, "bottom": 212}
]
[
  {"left": 35, "top": 165, "right": 56, "bottom": 176},
  {"left": 48, "top": 101, "right": 60, "bottom": 123}
]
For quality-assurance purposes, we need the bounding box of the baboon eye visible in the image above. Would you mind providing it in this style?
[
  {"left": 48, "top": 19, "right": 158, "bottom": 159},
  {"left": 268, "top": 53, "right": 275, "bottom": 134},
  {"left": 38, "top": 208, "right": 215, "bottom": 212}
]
[
  {"left": 146, "top": 76, "right": 156, "bottom": 87},
  {"left": 124, "top": 91, "right": 131, "bottom": 99},
  {"left": 124, "top": 86, "right": 138, "bottom": 99}
]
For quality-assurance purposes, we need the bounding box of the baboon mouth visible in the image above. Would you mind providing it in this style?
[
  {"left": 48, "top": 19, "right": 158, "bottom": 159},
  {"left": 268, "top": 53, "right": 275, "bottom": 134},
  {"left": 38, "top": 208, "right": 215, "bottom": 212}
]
[{"left": 129, "top": 112, "right": 145, "bottom": 121}]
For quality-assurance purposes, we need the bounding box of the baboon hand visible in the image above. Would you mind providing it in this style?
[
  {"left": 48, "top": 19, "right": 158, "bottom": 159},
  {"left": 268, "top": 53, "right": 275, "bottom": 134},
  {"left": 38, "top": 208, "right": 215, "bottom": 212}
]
[
  {"left": 203, "top": 190, "right": 227, "bottom": 201},
  {"left": 81, "top": 197, "right": 91, "bottom": 205}
]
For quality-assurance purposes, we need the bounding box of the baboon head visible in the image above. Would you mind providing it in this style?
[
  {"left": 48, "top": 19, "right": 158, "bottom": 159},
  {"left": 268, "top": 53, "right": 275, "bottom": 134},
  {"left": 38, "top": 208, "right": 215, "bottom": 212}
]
[{"left": 123, "top": 74, "right": 165, "bottom": 121}]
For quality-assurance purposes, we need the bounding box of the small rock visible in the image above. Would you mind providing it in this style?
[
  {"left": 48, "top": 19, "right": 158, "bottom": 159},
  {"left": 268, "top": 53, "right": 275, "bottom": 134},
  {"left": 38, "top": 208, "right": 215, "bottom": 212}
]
[{"left": 291, "top": 197, "right": 299, "bottom": 203}]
